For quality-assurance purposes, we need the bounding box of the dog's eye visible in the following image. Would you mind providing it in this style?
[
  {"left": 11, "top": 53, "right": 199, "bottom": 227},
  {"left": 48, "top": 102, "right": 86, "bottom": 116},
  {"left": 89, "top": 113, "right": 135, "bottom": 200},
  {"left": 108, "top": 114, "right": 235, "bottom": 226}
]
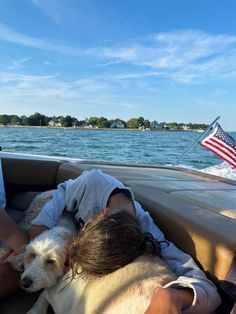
[
  {"left": 46, "top": 259, "right": 55, "bottom": 265},
  {"left": 29, "top": 252, "right": 36, "bottom": 259}
]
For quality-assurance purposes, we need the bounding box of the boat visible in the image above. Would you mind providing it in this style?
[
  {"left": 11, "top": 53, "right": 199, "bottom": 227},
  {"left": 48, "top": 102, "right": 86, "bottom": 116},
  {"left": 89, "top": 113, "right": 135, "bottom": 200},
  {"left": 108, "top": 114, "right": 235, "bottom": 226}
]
[{"left": 0, "top": 151, "right": 235, "bottom": 313}]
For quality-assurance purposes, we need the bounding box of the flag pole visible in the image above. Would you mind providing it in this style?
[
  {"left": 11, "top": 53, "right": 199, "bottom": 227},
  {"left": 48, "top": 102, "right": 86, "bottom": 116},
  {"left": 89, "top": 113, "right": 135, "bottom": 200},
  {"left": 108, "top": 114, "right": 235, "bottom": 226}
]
[{"left": 174, "top": 116, "right": 220, "bottom": 165}]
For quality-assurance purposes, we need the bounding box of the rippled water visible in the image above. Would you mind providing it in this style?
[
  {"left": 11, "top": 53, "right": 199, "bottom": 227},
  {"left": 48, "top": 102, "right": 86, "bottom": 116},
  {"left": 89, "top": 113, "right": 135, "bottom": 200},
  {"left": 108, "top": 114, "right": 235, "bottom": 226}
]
[{"left": 0, "top": 127, "right": 235, "bottom": 179}]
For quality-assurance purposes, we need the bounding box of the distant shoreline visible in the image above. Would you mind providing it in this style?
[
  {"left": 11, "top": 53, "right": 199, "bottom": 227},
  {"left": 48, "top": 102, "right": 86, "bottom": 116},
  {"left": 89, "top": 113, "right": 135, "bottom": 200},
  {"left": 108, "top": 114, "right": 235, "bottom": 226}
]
[
  {"left": 0, "top": 125, "right": 139, "bottom": 131},
  {"left": 0, "top": 125, "right": 211, "bottom": 132},
  {"left": 1, "top": 125, "right": 235, "bottom": 132}
]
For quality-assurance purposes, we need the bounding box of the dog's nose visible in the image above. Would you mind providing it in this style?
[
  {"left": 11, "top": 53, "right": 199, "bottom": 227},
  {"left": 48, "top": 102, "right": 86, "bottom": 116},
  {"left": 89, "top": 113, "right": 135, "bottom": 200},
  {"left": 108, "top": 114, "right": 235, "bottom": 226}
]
[{"left": 21, "top": 276, "right": 33, "bottom": 289}]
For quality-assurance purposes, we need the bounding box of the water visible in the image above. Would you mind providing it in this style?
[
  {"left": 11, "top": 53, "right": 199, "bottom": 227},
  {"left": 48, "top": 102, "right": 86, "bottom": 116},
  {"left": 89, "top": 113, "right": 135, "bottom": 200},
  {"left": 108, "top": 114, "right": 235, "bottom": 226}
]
[{"left": 0, "top": 127, "right": 235, "bottom": 180}]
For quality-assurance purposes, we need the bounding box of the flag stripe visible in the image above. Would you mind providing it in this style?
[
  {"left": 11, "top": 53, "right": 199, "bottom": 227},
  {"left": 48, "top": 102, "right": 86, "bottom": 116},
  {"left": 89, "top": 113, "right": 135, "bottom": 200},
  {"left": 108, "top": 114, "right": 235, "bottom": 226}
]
[
  {"left": 201, "top": 143, "right": 236, "bottom": 168},
  {"left": 201, "top": 141, "right": 236, "bottom": 166},
  {"left": 200, "top": 123, "right": 236, "bottom": 169},
  {"left": 201, "top": 142, "right": 236, "bottom": 167},
  {"left": 210, "top": 138, "right": 236, "bottom": 156},
  {"left": 202, "top": 138, "right": 236, "bottom": 161}
]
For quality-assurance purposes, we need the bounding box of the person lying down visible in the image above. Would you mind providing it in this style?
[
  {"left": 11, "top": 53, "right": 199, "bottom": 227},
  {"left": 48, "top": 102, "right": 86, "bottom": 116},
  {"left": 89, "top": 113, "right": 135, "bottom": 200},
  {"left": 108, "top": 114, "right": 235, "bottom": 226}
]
[
  {"left": 0, "top": 169, "right": 221, "bottom": 312},
  {"left": 28, "top": 210, "right": 176, "bottom": 314}
]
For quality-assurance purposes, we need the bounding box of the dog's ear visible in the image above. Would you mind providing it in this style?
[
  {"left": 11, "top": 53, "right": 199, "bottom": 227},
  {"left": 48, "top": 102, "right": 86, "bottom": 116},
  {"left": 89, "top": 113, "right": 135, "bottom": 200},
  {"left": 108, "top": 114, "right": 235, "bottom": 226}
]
[
  {"left": 56, "top": 245, "right": 70, "bottom": 274},
  {"left": 63, "top": 255, "right": 70, "bottom": 274}
]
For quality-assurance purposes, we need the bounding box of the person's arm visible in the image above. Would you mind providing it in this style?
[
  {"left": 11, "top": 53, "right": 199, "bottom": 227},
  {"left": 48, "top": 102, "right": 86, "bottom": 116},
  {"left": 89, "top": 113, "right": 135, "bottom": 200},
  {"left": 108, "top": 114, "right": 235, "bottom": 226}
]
[
  {"left": 0, "top": 208, "right": 29, "bottom": 253},
  {"left": 29, "top": 224, "right": 49, "bottom": 239},
  {"left": 145, "top": 287, "right": 193, "bottom": 314},
  {"left": 135, "top": 201, "right": 221, "bottom": 313},
  {"left": 31, "top": 181, "right": 69, "bottom": 229}
]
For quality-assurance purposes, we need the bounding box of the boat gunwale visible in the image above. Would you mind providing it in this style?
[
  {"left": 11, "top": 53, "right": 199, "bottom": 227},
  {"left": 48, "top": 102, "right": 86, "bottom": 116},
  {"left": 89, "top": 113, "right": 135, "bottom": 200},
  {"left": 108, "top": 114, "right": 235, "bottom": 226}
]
[{"left": 1, "top": 151, "right": 235, "bottom": 186}]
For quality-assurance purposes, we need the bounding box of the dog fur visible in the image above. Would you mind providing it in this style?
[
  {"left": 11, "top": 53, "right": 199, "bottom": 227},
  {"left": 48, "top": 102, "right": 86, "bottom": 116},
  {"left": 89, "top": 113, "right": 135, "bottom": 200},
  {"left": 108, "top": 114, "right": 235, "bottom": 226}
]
[
  {"left": 20, "top": 190, "right": 54, "bottom": 231},
  {"left": 27, "top": 254, "right": 176, "bottom": 314}
]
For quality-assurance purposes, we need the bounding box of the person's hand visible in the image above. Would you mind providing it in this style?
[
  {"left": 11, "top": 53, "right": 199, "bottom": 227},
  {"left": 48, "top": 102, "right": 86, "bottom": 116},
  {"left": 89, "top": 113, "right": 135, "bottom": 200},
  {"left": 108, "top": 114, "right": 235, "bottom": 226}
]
[
  {"left": 29, "top": 224, "right": 49, "bottom": 239},
  {"left": 145, "top": 287, "right": 194, "bottom": 314}
]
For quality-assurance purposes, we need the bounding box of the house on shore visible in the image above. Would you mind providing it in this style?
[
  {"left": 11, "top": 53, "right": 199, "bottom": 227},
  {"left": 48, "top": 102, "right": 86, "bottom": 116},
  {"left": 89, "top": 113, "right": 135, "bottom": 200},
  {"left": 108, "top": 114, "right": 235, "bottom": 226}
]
[
  {"left": 48, "top": 119, "right": 62, "bottom": 127},
  {"left": 150, "top": 120, "right": 162, "bottom": 130},
  {"left": 110, "top": 120, "right": 125, "bottom": 128}
]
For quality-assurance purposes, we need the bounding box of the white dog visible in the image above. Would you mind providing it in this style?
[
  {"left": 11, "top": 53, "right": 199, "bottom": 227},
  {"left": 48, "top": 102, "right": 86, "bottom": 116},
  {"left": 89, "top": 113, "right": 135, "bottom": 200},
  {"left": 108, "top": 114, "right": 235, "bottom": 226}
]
[
  {"left": 27, "top": 254, "right": 175, "bottom": 314},
  {"left": 23, "top": 209, "right": 176, "bottom": 314},
  {"left": 13, "top": 212, "right": 77, "bottom": 292},
  {"left": 8, "top": 191, "right": 77, "bottom": 313}
]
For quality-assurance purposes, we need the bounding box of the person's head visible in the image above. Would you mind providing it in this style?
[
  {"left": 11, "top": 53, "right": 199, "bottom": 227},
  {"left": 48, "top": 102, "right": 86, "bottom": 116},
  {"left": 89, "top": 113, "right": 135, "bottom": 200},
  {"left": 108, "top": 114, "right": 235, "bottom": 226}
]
[{"left": 69, "top": 210, "right": 160, "bottom": 280}]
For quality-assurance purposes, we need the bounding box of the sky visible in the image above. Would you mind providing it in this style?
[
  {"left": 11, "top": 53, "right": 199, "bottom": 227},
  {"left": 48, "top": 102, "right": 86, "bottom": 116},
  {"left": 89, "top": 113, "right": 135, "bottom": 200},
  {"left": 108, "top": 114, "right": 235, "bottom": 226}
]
[{"left": 0, "top": 0, "right": 236, "bottom": 130}]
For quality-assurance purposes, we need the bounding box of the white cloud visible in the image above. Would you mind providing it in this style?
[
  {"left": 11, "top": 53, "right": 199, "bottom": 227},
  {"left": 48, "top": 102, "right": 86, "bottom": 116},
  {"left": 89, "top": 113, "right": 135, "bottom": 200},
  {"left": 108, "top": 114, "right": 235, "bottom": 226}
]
[
  {"left": 7, "top": 57, "right": 31, "bottom": 70},
  {"left": 0, "top": 70, "right": 111, "bottom": 103},
  {"left": 1, "top": 23, "right": 236, "bottom": 84},
  {"left": 29, "top": 0, "right": 82, "bottom": 26},
  {"left": 73, "top": 79, "right": 108, "bottom": 92},
  {"left": 30, "top": 0, "right": 63, "bottom": 25},
  {"left": 0, "top": 23, "right": 82, "bottom": 56},
  {"left": 212, "top": 89, "right": 228, "bottom": 97},
  {"left": 0, "top": 72, "right": 62, "bottom": 99},
  {"left": 89, "top": 30, "right": 236, "bottom": 82},
  {"left": 0, "top": 72, "right": 57, "bottom": 83}
]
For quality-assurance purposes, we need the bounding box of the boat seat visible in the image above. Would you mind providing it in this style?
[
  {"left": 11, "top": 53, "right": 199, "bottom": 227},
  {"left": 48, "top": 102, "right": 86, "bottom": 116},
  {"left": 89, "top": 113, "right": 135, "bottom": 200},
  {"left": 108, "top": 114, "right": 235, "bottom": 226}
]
[
  {"left": 6, "top": 191, "right": 40, "bottom": 222},
  {"left": 5, "top": 208, "right": 24, "bottom": 223},
  {"left": 0, "top": 291, "right": 41, "bottom": 314},
  {"left": 2, "top": 157, "right": 61, "bottom": 192},
  {"left": 170, "top": 189, "right": 236, "bottom": 219},
  {"left": 2, "top": 156, "right": 61, "bottom": 230}
]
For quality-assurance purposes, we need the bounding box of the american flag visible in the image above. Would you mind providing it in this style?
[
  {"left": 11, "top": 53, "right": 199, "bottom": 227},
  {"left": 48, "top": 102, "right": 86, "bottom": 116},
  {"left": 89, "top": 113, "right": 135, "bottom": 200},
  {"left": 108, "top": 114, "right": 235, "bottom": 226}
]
[{"left": 200, "top": 123, "right": 236, "bottom": 168}]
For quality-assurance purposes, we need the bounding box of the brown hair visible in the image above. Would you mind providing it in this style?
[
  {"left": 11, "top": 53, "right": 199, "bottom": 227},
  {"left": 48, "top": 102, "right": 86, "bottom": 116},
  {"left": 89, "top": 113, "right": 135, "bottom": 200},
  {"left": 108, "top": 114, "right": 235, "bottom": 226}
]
[{"left": 69, "top": 211, "right": 160, "bottom": 279}]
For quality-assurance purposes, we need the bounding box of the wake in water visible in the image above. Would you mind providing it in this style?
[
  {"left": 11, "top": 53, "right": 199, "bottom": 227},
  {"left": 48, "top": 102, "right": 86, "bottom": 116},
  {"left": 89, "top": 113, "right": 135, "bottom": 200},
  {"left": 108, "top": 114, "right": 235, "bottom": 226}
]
[
  {"left": 200, "top": 162, "right": 236, "bottom": 181},
  {"left": 179, "top": 162, "right": 236, "bottom": 181}
]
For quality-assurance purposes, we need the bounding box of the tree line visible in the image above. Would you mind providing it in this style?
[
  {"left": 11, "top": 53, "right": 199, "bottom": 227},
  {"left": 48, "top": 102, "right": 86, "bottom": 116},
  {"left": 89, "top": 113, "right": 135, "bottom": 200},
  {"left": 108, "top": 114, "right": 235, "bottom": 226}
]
[{"left": 0, "top": 113, "right": 208, "bottom": 130}]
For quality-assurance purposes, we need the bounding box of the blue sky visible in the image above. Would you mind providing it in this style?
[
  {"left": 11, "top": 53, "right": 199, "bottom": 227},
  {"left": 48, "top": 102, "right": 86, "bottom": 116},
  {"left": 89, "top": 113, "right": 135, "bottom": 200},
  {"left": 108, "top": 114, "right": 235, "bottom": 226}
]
[{"left": 0, "top": 0, "right": 236, "bottom": 130}]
